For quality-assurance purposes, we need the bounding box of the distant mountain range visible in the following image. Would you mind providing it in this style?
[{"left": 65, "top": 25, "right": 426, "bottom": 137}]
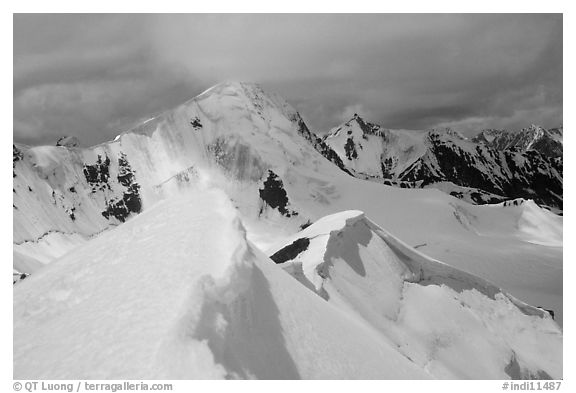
[
  {"left": 13, "top": 82, "right": 562, "bottom": 379},
  {"left": 472, "top": 125, "right": 563, "bottom": 157},
  {"left": 318, "top": 115, "right": 563, "bottom": 211}
]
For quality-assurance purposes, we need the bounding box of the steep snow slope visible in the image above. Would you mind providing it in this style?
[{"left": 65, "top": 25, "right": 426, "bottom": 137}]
[
  {"left": 13, "top": 143, "right": 137, "bottom": 266},
  {"left": 12, "top": 81, "right": 333, "bottom": 267},
  {"left": 269, "top": 211, "right": 562, "bottom": 379},
  {"left": 323, "top": 115, "right": 427, "bottom": 177},
  {"left": 14, "top": 187, "right": 432, "bottom": 380},
  {"left": 13, "top": 81, "right": 562, "bottom": 325}
]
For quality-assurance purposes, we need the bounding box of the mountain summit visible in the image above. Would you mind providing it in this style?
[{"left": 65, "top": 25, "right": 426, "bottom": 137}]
[
  {"left": 472, "top": 124, "right": 563, "bottom": 157},
  {"left": 13, "top": 82, "right": 563, "bottom": 379},
  {"left": 320, "top": 115, "right": 563, "bottom": 210}
]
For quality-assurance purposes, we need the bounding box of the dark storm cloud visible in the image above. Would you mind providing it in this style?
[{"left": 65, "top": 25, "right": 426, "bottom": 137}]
[{"left": 13, "top": 14, "right": 562, "bottom": 146}]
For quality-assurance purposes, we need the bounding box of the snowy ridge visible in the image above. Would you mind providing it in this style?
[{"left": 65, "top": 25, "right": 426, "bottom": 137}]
[
  {"left": 14, "top": 187, "right": 432, "bottom": 379},
  {"left": 13, "top": 81, "right": 563, "bottom": 378},
  {"left": 321, "top": 116, "right": 563, "bottom": 210},
  {"left": 270, "top": 211, "right": 561, "bottom": 379},
  {"left": 13, "top": 81, "right": 562, "bottom": 321},
  {"left": 494, "top": 199, "right": 562, "bottom": 247},
  {"left": 472, "top": 125, "right": 563, "bottom": 157},
  {"left": 13, "top": 82, "right": 327, "bottom": 268}
]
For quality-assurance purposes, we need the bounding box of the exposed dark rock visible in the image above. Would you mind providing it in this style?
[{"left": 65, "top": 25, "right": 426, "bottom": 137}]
[
  {"left": 538, "top": 307, "right": 555, "bottom": 319},
  {"left": 504, "top": 199, "right": 525, "bottom": 207},
  {"left": 56, "top": 136, "right": 80, "bottom": 148},
  {"left": 505, "top": 352, "right": 552, "bottom": 380},
  {"left": 83, "top": 152, "right": 142, "bottom": 221},
  {"left": 398, "top": 134, "right": 562, "bottom": 210},
  {"left": 290, "top": 111, "right": 354, "bottom": 176},
  {"left": 270, "top": 237, "right": 310, "bottom": 264},
  {"left": 13, "top": 145, "right": 23, "bottom": 177},
  {"left": 299, "top": 220, "right": 313, "bottom": 230},
  {"left": 101, "top": 187, "right": 141, "bottom": 223},
  {"left": 13, "top": 272, "right": 29, "bottom": 285},
  {"left": 83, "top": 155, "right": 111, "bottom": 192},
  {"left": 117, "top": 153, "right": 135, "bottom": 187},
  {"left": 101, "top": 153, "right": 142, "bottom": 222},
  {"left": 259, "top": 170, "right": 297, "bottom": 217},
  {"left": 351, "top": 115, "right": 383, "bottom": 136},
  {"left": 473, "top": 126, "right": 563, "bottom": 158},
  {"left": 101, "top": 199, "right": 131, "bottom": 222},
  {"left": 321, "top": 118, "right": 563, "bottom": 211},
  {"left": 190, "top": 117, "right": 203, "bottom": 130},
  {"left": 344, "top": 138, "right": 358, "bottom": 160},
  {"left": 13, "top": 145, "right": 23, "bottom": 163},
  {"left": 314, "top": 139, "right": 354, "bottom": 176}
]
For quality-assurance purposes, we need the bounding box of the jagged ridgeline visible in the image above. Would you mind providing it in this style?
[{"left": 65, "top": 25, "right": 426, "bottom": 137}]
[
  {"left": 13, "top": 82, "right": 343, "bottom": 274},
  {"left": 12, "top": 82, "right": 563, "bottom": 278},
  {"left": 321, "top": 115, "right": 563, "bottom": 212},
  {"left": 12, "top": 82, "right": 563, "bottom": 379}
]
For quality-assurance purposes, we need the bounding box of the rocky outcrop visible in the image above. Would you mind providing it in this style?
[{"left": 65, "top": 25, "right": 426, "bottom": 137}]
[
  {"left": 259, "top": 170, "right": 298, "bottom": 217},
  {"left": 322, "top": 116, "right": 563, "bottom": 211}
]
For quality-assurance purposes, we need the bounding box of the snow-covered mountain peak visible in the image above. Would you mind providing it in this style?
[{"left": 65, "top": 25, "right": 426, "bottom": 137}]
[
  {"left": 13, "top": 81, "right": 563, "bottom": 379},
  {"left": 320, "top": 114, "right": 562, "bottom": 209},
  {"left": 427, "top": 127, "right": 467, "bottom": 141},
  {"left": 472, "top": 124, "right": 562, "bottom": 157},
  {"left": 195, "top": 81, "right": 289, "bottom": 110},
  {"left": 110, "top": 81, "right": 302, "bottom": 146},
  {"left": 327, "top": 114, "right": 385, "bottom": 140},
  {"left": 55, "top": 135, "right": 80, "bottom": 148},
  {"left": 12, "top": 80, "right": 343, "bottom": 269},
  {"left": 322, "top": 116, "right": 428, "bottom": 178},
  {"left": 476, "top": 129, "right": 506, "bottom": 143},
  {"left": 525, "top": 124, "right": 545, "bottom": 133}
]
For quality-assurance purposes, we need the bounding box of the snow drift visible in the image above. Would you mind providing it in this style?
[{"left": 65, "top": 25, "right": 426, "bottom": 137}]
[
  {"left": 14, "top": 186, "right": 562, "bottom": 379},
  {"left": 270, "top": 211, "right": 562, "bottom": 379},
  {"left": 13, "top": 81, "right": 563, "bottom": 378},
  {"left": 14, "top": 187, "right": 431, "bottom": 380}
]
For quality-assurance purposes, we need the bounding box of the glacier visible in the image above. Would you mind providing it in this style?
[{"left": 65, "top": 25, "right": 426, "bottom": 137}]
[{"left": 12, "top": 81, "right": 563, "bottom": 379}]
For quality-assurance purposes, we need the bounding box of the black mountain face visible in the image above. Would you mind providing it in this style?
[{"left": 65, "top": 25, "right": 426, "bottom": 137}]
[
  {"left": 400, "top": 132, "right": 563, "bottom": 210},
  {"left": 472, "top": 125, "right": 563, "bottom": 158},
  {"left": 101, "top": 153, "right": 142, "bottom": 222},
  {"left": 290, "top": 112, "right": 354, "bottom": 176},
  {"left": 259, "top": 170, "right": 298, "bottom": 218},
  {"left": 313, "top": 116, "right": 563, "bottom": 212}
]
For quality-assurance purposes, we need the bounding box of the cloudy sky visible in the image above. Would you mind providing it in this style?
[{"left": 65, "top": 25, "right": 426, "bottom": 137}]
[{"left": 14, "top": 14, "right": 562, "bottom": 146}]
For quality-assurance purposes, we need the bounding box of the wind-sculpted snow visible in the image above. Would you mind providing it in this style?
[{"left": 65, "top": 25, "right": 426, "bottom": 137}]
[
  {"left": 12, "top": 81, "right": 564, "bottom": 379},
  {"left": 13, "top": 81, "right": 562, "bottom": 325},
  {"left": 14, "top": 188, "right": 431, "bottom": 380},
  {"left": 12, "top": 82, "right": 324, "bottom": 271},
  {"left": 269, "top": 211, "right": 562, "bottom": 379}
]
